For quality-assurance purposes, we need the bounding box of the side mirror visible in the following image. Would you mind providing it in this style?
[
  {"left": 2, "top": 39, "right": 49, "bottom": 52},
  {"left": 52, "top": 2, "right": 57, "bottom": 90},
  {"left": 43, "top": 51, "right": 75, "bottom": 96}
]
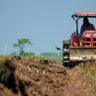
[{"left": 56, "top": 47, "right": 61, "bottom": 50}]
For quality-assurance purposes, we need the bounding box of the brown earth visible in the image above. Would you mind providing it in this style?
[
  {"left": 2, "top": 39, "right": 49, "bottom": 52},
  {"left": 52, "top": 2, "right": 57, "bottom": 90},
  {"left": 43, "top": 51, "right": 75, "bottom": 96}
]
[{"left": 0, "top": 56, "right": 96, "bottom": 96}]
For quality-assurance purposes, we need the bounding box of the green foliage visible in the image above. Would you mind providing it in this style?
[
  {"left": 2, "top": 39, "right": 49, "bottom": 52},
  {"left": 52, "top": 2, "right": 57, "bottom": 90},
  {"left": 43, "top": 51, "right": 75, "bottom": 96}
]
[
  {"left": 40, "top": 52, "right": 62, "bottom": 61},
  {"left": 13, "top": 38, "right": 32, "bottom": 55},
  {"left": 10, "top": 52, "right": 18, "bottom": 56},
  {"left": 21, "top": 52, "right": 35, "bottom": 57},
  {"left": 40, "top": 52, "right": 58, "bottom": 57}
]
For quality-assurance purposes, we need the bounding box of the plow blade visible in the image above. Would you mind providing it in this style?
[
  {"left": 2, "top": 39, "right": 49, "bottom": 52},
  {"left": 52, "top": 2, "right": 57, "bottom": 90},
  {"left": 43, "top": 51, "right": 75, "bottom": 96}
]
[{"left": 69, "top": 47, "right": 96, "bottom": 61}]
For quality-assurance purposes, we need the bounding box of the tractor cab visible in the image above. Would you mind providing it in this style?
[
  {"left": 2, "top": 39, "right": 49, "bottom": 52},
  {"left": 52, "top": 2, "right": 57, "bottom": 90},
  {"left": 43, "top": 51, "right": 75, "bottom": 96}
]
[{"left": 71, "top": 12, "right": 96, "bottom": 47}]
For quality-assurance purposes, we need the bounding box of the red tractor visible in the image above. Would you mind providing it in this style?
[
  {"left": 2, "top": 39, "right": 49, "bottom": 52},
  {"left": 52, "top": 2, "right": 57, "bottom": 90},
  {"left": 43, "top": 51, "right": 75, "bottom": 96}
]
[{"left": 59, "top": 12, "right": 96, "bottom": 67}]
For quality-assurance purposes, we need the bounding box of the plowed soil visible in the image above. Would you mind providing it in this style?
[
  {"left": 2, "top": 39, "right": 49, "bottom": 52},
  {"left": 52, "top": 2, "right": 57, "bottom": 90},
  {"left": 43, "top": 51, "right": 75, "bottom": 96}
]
[{"left": 0, "top": 57, "right": 96, "bottom": 96}]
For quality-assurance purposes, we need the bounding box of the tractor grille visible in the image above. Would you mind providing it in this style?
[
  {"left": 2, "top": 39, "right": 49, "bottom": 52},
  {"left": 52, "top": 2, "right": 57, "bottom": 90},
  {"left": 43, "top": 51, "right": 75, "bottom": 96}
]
[{"left": 82, "top": 30, "right": 96, "bottom": 47}]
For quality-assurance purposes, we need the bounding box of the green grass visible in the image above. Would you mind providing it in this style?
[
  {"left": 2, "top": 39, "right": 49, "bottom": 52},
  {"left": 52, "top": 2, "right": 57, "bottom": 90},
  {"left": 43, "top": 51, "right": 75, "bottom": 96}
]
[{"left": 80, "top": 62, "right": 96, "bottom": 81}]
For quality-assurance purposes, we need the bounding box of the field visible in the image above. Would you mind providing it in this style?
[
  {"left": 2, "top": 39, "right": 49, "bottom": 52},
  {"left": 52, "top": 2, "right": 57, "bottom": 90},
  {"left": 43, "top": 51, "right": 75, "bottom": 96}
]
[{"left": 0, "top": 56, "right": 96, "bottom": 96}]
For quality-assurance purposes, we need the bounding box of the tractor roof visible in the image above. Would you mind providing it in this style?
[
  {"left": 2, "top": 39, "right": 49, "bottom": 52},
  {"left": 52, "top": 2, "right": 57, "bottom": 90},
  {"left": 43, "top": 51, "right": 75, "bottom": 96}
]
[{"left": 72, "top": 12, "right": 96, "bottom": 18}]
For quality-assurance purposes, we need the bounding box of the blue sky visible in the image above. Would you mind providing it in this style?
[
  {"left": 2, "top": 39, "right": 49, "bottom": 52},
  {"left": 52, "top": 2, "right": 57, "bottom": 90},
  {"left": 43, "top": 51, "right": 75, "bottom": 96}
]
[{"left": 0, "top": 0, "right": 96, "bottom": 55}]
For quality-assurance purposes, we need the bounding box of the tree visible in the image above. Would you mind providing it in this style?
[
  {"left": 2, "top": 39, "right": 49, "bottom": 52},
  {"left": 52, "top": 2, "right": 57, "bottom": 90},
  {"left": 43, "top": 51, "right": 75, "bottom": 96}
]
[{"left": 13, "top": 38, "right": 32, "bottom": 55}]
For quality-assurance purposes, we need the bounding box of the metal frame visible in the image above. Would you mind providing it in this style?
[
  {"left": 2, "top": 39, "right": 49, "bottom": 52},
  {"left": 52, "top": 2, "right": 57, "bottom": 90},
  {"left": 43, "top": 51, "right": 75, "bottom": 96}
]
[{"left": 72, "top": 12, "right": 96, "bottom": 35}]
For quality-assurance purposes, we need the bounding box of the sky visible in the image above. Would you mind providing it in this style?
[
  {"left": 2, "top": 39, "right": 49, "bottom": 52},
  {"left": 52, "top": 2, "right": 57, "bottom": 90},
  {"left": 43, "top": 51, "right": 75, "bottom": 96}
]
[{"left": 0, "top": 0, "right": 96, "bottom": 55}]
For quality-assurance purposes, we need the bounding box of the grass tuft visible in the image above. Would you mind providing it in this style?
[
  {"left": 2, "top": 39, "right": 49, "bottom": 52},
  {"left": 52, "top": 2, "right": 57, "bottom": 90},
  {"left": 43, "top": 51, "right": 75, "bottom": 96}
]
[{"left": 80, "top": 62, "right": 96, "bottom": 81}]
